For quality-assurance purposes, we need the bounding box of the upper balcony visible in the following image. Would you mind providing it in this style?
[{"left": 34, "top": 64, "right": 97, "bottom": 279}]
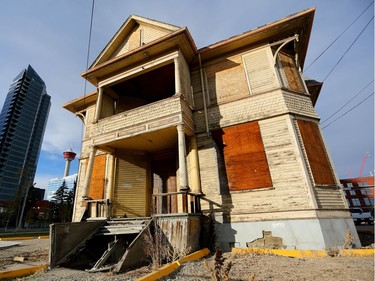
[
  {"left": 88, "top": 56, "right": 194, "bottom": 150},
  {"left": 91, "top": 94, "right": 194, "bottom": 150}
]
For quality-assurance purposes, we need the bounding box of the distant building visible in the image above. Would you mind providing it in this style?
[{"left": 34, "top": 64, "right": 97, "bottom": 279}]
[
  {"left": 0, "top": 65, "right": 51, "bottom": 202},
  {"left": 341, "top": 176, "right": 374, "bottom": 212},
  {"left": 33, "top": 187, "right": 46, "bottom": 201},
  {"left": 47, "top": 174, "right": 77, "bottom": 201}
]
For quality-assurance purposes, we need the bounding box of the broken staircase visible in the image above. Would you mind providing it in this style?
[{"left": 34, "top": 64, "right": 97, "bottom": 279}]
[{"left": 50, "top": 217, "right": 153, "bottom": 273}]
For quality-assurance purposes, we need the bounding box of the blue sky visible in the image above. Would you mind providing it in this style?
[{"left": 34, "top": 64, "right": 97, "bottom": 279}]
[{"left": 0, "top": 0, "right": 373, "bottom": 193}]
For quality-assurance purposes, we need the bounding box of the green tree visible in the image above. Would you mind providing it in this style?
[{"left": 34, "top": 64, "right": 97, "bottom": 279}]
[
  {"left": 51, "top": 180, "right": 75, "bottom": 223},
  {"left": 51, "top": 181, "right": 68, "bottom": 222}
]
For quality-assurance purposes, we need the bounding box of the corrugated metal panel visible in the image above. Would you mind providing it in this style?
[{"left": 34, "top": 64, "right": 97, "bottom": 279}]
[
  {"left": 113, "top": 151, "right": 149, "bottom": 218},
  {"left": 243, "top": 46, "right": 278, "bottom": 94}
]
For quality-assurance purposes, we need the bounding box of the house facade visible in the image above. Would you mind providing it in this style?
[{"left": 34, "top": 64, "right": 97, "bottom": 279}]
[{"left": 64, "top": 8, "right": 359, "bottom": 251}]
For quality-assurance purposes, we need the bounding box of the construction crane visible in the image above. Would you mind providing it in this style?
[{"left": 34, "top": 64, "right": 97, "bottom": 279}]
[{"left": 359, "top": 151, "right": 370, "bottom": 177}]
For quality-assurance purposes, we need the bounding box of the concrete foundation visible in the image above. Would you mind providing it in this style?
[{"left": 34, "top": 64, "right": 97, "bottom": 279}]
[{"left": 214, "top": 218, "right": 361, "bottom": 251}]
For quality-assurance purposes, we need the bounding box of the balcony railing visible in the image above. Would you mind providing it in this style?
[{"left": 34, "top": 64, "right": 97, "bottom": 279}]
[
  {"left": 92, "top": 95, "right": 187, "bottom": 138},
  {"left": 152, "top": 191, "right": 202, "bottom": 215}
]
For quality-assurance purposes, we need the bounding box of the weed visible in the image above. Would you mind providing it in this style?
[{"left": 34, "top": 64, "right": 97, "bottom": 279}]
[{"left": 204, "top": 246, "right": 233, "bottom": 281}]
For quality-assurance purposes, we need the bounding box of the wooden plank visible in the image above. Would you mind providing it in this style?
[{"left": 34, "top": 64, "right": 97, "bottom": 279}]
[
  {"left": 220, "top": 121, "right": 272, "bottom": 190},
  {"left": 88, "top": 155, "right": 106, "bottom": 199},
  {"left": 278, "top": 51, "right": 304, "bottom": 93},
  {"left": 297, "top": 120, "right": 335, "bottom": 185}
]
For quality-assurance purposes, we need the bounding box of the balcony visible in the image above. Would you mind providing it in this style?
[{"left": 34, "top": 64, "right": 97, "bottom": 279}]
[{"left": 91, "top": 95, "right": 193, "bottom": 149}]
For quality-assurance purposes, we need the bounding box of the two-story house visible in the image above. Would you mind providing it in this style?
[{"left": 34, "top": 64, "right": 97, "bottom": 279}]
[{"left": 51, "top": 8, "right": 359, "bottom": 272}]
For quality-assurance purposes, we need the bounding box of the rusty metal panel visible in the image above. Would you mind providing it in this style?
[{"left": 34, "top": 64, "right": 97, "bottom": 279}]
[{"left": 113, "top": 151, "right": 149, "bottom": 218}]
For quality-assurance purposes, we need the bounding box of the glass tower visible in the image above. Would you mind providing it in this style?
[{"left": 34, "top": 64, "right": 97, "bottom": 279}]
[
  {"left": 0, "top": 65, "right": 51, "bottom": 202},
  {"left": 47, "top": 174, "right": 78, "bottom": 201}
]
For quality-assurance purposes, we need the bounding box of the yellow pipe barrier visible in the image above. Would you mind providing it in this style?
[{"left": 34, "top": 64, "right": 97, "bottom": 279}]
[
  {"left": 0, "top": 236, "right": 49, "bottom": 241},
  {"left": 137, "top": 248, "right": 210, "bottom": 281},
  {"left": 0, "top": 264, "right": 48, "bottom": 280},
  {"left": 232, "top": 248, "right": 374, "bottom": 258}
]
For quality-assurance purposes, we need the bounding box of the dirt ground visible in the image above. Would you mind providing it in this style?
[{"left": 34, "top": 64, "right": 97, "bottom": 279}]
[{"left": 1, "top": 238, "right": 374, "bottom": 281}]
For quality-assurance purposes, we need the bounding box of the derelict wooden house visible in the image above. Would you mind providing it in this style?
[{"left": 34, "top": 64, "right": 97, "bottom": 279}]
[{"left": 57, "top": 8, "right": 359, "bottom": 270}]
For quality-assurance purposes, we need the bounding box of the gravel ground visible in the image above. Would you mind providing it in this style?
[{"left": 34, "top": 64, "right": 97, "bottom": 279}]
[{"left": 1, "top": 238, "right": 374, "bottom": 281}]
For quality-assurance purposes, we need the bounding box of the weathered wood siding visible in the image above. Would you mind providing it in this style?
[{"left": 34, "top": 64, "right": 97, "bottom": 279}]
[
  {"left": 198, "top": 115, "right": 312, "bottom": 219},
  {"left": 112, "top": 23, "right": 171, "bottom": 58}
]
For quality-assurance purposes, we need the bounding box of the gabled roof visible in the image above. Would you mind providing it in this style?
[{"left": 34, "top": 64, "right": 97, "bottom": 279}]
[
  {"left": 91, "top": 15, "right": 181, "bottom": 68},
  {"left": 198, "top": 7, "right": 315, "bottom": 69},
  {"left": 82, "top": 15, "right": 197, "bottom": 86}
]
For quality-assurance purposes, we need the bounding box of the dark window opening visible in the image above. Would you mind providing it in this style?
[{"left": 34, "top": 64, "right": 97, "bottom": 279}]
[{"left": 108, "top": 63, "right": 175, "bottom": 114}]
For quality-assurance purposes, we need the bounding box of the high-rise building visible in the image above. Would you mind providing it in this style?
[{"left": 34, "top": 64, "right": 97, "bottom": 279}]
[{"left": 0, "top": 65, "right": 51, "bottom": 202}]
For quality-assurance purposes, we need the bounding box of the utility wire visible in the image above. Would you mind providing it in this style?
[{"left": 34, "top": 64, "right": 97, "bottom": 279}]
[
  {"left": 321, "top": 80, "right": 374, "bottom": 124},
  {"left": 304, "top": 1, "right": 374, "bottom": 72},
  {"left": 78, "top": 0, "right": 95, "bottom": 172},
  {"left": 322, "top": 15, "right": 374, "bottom": 82},
  {"left": 322, "top": 91, "right": 374, "bottom": 129},
  {"left": 83, "top": 0, "right": 95, "bottom": 96}
]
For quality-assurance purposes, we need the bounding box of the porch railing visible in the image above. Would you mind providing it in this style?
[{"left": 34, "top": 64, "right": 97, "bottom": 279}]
[
  {"left": 152, "top": 191, "right": 202, "bottom": 215},
  {"left": 85, "top": 199, "right": 111, "bottom": 219}
]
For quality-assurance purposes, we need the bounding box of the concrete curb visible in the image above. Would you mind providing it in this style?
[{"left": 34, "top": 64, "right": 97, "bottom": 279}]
[
  {"left": 137, "top": 248, "right": 210, "bottom": 281},
  {"left": 0, "top": 264, "right": 48, "bottom": 280},
  {"left": 0, "top": 236, "right": 49, "bottom": 241},
  {"left": 232, "top": 248, "right": 374, "bottom": 258}
]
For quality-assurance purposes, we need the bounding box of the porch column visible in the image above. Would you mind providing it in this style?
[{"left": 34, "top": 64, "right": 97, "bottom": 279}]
[
  {"left": 190, "top": 136, "right": 202, "bottom": 194},
  {"left": 83, "top": 146, "right": 97, "bottom": 198},
  {"left": 93, "top": 87, "right": 103, "bottom": 123},
  {"left": 177, "top": 124, "right": 189, "bottom": 190},
  {"left": 174, "top": 57, "right": 181, "bottom": 94},
  {"left": 106, "top": 153, "right": 116, "bottom": 201}
]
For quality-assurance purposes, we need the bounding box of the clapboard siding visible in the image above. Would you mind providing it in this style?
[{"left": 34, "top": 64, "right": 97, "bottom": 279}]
[
  {"left": 198, "top": 116, "right": 312, "bottom": 218},
  {"left": 314, "top": 187, "right": 346, "bottom": 209}
]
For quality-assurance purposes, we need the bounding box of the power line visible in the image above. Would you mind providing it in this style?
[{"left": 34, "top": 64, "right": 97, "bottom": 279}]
[
  {"left": 322, "top": 15, "right": 374, "bottom": 82},
  {"left": 322, "top": 91, "right": 374, "bottom": 129},
  {"left": 304, "top": 1, "right": 374, "bottom": 72},
  {"left": 83, "top": 0, "right": 95, "bottom": 96},
  {"left": 321, "top": 80, "right": 374, "bottom": 124}
]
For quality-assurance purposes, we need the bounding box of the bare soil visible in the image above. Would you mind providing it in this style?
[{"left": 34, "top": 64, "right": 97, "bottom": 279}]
[{"left": 1, "top": 238, "right": 373, "bottom": 281}]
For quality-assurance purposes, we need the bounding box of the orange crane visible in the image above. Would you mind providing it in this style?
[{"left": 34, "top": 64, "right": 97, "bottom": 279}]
[{"left": 359, "top": 151, "right": 370, "bottom": 177}]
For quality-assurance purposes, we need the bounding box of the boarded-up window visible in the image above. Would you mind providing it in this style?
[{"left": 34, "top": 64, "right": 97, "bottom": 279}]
[
  {"left": 277, "top": 52, "right": 304, "bottom": 93},
  {"left": 213, "top": 122, "right": 272, "bottom": 191},
  {"left": 88, "top": 154, "right": 106, "bottom": 199},
  {"left": 243, "top": 47, "right": 278, "bottom": 94},
  {"left": 297, "top": 120, "right": 335, "bottom": 185}
]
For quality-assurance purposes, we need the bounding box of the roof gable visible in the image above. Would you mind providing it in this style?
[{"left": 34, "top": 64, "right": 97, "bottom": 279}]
[{"left": 91, "top": 15, "right": 180, "bottom": 67}]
